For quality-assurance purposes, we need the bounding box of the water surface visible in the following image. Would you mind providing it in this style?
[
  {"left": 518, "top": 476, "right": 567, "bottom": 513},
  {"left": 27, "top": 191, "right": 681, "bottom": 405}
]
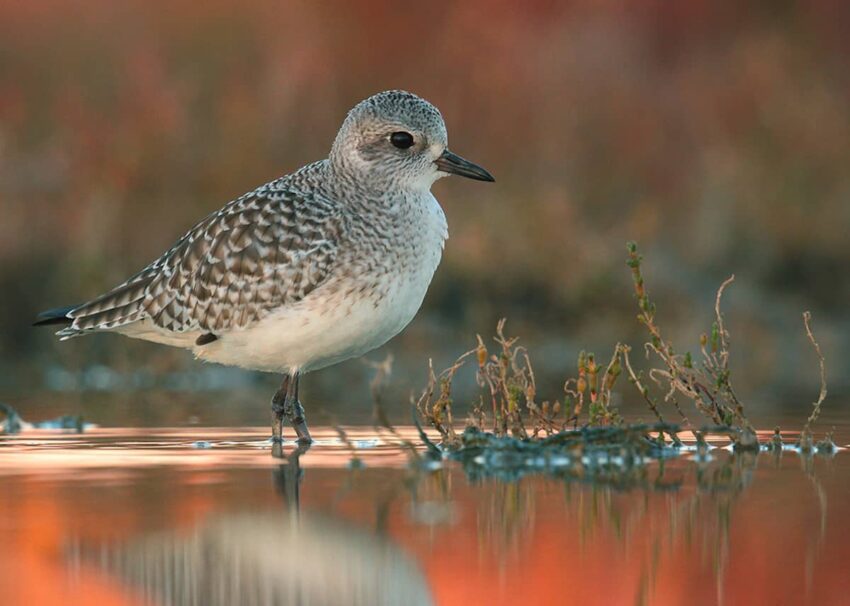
[{"left": 1, "top": 424, "right": 848, "bottom": 605}]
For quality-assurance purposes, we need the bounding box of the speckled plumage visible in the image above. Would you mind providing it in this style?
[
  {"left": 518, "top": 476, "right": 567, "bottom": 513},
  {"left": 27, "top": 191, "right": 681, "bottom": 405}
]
[
  {"left": 43, "top": 90, "right": 493, "bottom": 379},
  {"left": 59, "top": 178, "right": 344, "bottom": 338}
]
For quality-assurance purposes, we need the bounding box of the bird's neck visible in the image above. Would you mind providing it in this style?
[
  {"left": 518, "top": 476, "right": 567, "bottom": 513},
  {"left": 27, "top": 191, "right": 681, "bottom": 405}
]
[{"left": 325, "top": 158, "right": 431, "bottom": 210}]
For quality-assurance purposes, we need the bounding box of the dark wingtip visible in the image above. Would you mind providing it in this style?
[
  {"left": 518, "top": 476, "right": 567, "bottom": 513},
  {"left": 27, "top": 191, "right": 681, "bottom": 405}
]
[
  {"left": 33, "top": 305, "right": 77, "bottom": 327},
  {"left": 195, "top": 332, "right": 218, "bottom": 346}
]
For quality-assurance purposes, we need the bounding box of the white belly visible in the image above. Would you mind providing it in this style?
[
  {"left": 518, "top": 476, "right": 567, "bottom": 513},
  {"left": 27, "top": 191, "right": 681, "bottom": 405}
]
[{"left": 191, "top": 256, "right": 438, "bottom": 373}]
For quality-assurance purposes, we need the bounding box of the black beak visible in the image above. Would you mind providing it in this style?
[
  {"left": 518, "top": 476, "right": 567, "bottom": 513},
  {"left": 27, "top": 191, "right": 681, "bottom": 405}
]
[{"left": 435, "top": 149, "right": 495, "bottom": 182}]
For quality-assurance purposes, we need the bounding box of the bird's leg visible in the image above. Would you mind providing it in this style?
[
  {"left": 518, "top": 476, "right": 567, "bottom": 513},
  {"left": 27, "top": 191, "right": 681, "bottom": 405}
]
[
  {"left": 270, "top": 374, "right": 290, "bottom": 444},
  {"left": 270, "top": 372, "right": 312, "bottom": 445},
  {"left": 285, "top": 372, "right": 313, "bottom": 444}
]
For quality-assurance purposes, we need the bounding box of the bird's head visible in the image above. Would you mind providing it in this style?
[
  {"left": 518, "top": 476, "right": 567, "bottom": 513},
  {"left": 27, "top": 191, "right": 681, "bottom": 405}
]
[{"left": 330, "top": 90, "right": 494, "bottom": 191}]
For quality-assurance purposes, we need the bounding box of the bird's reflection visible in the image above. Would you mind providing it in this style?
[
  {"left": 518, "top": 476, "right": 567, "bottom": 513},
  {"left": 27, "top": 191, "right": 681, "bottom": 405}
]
[
  {"left": 272, "top": 440, "right": 311, "bottom": 513},
  {"left": 87, "top": 443, "right": 433, "bottom": 606}
]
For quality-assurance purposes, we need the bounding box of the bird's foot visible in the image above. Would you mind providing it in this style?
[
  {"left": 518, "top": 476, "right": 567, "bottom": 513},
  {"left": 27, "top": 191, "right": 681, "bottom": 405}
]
[
  {"left": 287, "top": 400, "right": 313, "bottom": 444},
  {"left": 270, "top": 392, "right": 312, "bottom": 445}
]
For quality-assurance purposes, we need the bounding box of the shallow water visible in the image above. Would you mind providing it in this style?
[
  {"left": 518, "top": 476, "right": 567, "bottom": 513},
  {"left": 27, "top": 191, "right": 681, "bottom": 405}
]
[{"left": 1, "top": 424, "right": 849, "bottom": 606}]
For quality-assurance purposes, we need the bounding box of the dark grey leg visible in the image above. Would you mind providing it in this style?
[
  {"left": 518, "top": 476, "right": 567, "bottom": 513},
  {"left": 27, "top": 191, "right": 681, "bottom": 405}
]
[
  {"left": 270, "top": 372, "right": 312, "bottom": 446},
  {"left": 271, "top": 375, "right": 289, "bottom": 444},
  {"left": 286, "top": 373, "right": 313, "bottom": 444}
]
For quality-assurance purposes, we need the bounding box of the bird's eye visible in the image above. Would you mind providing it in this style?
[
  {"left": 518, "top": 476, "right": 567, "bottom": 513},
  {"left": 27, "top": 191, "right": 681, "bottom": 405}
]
[{"left": 390, "top": 131, "right": 415, "bottom": 149}]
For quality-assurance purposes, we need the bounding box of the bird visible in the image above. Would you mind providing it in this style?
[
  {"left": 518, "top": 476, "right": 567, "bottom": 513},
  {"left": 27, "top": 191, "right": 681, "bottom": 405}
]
[{"left": 34, "top": 90, "right": 494, "bottom": 445}]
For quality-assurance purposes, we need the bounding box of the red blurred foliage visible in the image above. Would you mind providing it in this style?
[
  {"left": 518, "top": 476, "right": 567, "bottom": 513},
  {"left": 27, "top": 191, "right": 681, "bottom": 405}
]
[{"left": 1, "top": 0, "right": 849, "bottom": 394}]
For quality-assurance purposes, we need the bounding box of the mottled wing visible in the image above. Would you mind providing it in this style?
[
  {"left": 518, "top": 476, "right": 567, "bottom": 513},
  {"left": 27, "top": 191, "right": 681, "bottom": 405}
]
[{"left": 59, "top": 182, "right": 343, "bottom": 338}]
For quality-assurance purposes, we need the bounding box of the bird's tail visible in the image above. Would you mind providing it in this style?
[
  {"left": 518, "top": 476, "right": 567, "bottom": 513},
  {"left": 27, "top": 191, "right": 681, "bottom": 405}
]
[{"left": 32, "top": 305, "right": 77, "bottom": 327}]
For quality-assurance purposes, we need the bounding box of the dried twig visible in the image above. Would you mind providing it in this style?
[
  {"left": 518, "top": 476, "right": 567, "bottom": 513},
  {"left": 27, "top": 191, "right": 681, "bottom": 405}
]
[
  {"left": 802, "top": 311, "right": 827, "bottom": 435},
  {"left": 364, "top": 354, "right": 395, "bottom": 432},
  {"left": 415, "top": 350, "right": 476, "bottom": 445},
  {"left": 625, "top": 242, "right": 752, "bottom": 434},
  {"left": 620, "top": 344, "right": 665, "bottom": 424}
]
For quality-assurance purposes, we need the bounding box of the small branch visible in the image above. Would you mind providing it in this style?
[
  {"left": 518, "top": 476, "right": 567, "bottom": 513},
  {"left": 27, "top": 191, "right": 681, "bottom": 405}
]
[
  {"left": 365, "top": 354, "right": 394, "bottom": 433},
  {"left": 714, "top": 275, "right": 735, "bottom": 356},
  {"left": 620, "top": 345, "right": 665, "bottom": 423},
  {"left": 802, "top": 311, "right": 827, "bottom": 434}
]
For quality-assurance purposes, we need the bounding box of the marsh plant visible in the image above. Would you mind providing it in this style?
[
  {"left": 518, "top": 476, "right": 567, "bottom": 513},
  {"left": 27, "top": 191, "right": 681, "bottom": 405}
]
[{"left": 415, "top": 242, "right": 833, "bottom": 455}]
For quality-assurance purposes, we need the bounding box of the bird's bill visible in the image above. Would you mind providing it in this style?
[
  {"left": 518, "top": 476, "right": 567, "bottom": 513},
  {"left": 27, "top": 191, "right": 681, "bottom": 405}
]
[{"left": 435, "top": 149, "right": 495, "bottom": 182}]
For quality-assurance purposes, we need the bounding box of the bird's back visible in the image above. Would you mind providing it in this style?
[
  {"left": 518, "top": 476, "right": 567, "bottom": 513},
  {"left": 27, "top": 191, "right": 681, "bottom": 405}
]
[{"left": 48, "top": 161, "right": 345, "bottom": 345}]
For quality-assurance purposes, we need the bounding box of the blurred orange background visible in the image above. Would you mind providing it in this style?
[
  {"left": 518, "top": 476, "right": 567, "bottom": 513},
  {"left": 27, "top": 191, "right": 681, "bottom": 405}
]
[{"left": 1, "top": 0, "right": 849, "bottom": 418}]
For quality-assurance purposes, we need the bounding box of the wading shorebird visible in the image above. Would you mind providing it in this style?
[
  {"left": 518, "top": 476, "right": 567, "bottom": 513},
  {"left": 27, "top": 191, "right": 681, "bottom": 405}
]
[{"left": 34, "top": 90, "right": 494, "bottom": 444}]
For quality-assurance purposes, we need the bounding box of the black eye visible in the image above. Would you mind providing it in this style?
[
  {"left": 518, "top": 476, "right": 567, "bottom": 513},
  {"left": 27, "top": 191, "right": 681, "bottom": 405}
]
[{"left": 390, "top": 131, "right": 415, "bottom": 149}]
